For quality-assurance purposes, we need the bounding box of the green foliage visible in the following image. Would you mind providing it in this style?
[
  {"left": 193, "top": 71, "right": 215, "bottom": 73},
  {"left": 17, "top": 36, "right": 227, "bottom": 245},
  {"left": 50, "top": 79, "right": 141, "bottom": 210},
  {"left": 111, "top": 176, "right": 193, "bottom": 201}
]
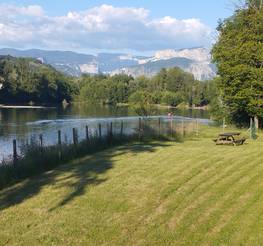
[
  {"left": 128, "top": 91, "right": 156, "bottom": 117},
  {"left": 78, "top": 74, "right": 133, "bottom": 104},
  {"left": 0, "top": 55, "right": 217, "bottom": 110},
  {"left": 78, "top": 67, "right": 214, "bottom": 109},
  {"left": 0, "top": 56, "right": 76, "bottom": 104},
  {"left": 212, "top": 3, "right": 263, "bottom": 126},
  {"left": 159, "top": 91, "right": 183, "bottom": 106}
]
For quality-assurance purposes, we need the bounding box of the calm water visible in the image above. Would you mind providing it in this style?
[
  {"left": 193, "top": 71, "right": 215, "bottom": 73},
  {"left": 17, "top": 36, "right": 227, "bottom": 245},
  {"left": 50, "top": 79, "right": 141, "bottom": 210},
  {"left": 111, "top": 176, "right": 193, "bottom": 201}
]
[{"left": 0, "top": 104, "right": 210, "bottom": 160}]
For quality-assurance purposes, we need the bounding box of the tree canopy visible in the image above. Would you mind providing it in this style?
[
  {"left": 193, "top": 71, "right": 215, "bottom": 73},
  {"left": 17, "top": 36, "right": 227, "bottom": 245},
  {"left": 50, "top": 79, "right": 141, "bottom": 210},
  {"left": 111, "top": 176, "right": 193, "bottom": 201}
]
[
  {"left": 0, "top": 56, "right": 76, "bottom": 104},
  {"left": 78, "top": 67, "right": 215, "bottom": 108},
  {"left": 0, "top": 56, "right": 217, "bottom": 111},
  {"left": 212, "top": 1, "right": 263, "bottom": 126}
]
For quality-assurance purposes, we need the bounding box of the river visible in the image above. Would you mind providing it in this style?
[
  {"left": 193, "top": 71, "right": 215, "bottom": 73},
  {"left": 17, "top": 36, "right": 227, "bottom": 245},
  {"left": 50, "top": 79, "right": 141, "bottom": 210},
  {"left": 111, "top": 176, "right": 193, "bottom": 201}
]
[{"left": 0, "top": 104, "right": 210, "bottom": 160}]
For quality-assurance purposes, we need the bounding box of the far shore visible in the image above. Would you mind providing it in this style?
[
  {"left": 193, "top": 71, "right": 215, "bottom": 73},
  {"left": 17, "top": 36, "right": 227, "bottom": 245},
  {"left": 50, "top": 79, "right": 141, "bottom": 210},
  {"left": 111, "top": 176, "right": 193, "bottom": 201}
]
[
  {"left": 0, "top": 104, "right": 56, "bottom": 109},
  {"left": 0, "top": 102, "right": 209, "bottom": 111},
  {"left": 116, "top": 102, "right": 209, "bottom": 110}
]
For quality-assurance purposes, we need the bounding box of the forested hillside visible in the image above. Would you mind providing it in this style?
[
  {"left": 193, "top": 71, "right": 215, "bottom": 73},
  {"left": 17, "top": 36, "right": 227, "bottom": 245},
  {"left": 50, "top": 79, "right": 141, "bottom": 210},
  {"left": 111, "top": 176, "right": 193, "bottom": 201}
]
[
  {"left": 77, "top": 67, "right": 216, "bottom": 107},
  {"left": 0, "top": 55, "right": 217, "bottom": 108},
  {"left": 0, "top": 56, "right": 76, "bottom": 104}
]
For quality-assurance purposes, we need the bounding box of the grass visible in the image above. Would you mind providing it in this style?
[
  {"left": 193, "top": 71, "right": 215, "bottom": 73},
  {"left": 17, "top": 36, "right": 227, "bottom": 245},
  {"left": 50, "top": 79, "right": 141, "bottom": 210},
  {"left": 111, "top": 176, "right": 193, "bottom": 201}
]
[
  {"left": 0, "top": 126, "right": 262, "bottom": 245},
  {"left": 0, "top": 118, "right": 183, "bottom": 189},
  {"left": 0, "top": 133, "right": 135, "bottom": 189}
]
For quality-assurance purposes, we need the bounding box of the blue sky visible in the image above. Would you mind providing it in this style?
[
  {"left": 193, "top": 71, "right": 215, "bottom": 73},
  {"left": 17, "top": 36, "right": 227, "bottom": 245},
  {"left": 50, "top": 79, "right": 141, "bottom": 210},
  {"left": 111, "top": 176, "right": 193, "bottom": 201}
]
[
  {"left": 2, "top": 0, "right": 234, "bottom": 28},
  {"left": 0, "top": 0, "right": 236, "bottom": 54}
]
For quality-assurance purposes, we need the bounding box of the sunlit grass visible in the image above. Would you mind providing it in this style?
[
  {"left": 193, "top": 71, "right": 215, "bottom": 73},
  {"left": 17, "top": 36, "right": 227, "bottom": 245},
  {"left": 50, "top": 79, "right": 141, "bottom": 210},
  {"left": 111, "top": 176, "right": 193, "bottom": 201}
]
[{"left": 0, "top": 126, "right": 262, "bottom": 245}]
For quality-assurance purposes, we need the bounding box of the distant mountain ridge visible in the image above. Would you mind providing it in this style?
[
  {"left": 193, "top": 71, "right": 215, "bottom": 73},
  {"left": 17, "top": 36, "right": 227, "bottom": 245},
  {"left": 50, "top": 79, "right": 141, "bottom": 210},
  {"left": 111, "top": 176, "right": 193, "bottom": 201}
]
[{"left": 0, "top": 47, "right": 216, "bottom": 80}]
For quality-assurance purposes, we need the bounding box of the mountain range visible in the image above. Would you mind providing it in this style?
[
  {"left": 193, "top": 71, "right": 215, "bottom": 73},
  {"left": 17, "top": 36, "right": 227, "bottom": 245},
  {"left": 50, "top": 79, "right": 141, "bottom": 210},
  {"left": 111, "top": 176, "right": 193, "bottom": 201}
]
[{"left": 0, "top": 47, "right": 216, "bottom": 80}]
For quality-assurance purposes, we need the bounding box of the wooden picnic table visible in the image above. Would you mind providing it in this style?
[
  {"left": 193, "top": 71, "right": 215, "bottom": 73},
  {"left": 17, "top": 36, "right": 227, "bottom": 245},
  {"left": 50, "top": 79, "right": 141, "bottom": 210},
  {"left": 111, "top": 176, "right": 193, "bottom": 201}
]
[{"left": 213, "top": 132, "right": 246, "bottom": 146}]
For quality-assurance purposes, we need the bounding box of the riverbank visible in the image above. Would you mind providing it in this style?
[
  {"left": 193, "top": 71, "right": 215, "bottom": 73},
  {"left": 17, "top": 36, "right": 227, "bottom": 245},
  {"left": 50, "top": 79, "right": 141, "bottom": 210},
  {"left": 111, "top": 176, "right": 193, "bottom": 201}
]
[
  {"left": 0, "top": 103, "right": 208, "bottom": 111},
  {"left": 116, "top": 102, "right": 209, "bottom": 110},
  {"left": 0, "top": 105, "right": 46, "bottom": 109},
  {"left": 0, "top": 104, "right": 56, "bottom": 109},
  {"left": 0, "top": 127, "right": 262, "bottom": 245}
]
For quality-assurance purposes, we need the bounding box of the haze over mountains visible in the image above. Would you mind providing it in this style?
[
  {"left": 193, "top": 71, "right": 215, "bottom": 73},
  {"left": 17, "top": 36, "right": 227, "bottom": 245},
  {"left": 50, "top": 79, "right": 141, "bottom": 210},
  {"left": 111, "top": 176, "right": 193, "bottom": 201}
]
[{"left": 0, "top": 47, "right": 216, "bottom": 81}]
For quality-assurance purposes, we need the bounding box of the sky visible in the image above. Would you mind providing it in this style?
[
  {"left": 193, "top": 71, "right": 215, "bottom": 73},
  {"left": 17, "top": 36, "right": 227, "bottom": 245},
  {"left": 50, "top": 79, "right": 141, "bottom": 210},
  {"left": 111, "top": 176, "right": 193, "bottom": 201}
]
[{"left": 0, "top": 0, "right": 236, "bottom": 54}]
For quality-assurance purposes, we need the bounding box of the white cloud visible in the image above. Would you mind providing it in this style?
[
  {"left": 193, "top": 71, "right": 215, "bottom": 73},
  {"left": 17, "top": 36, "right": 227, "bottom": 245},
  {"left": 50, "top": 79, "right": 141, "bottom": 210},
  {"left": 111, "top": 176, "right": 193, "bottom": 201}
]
[
  {"left": 0, "top": 4, "right": 44, "bottom": 17},
  {"left": 0, "top": 4, "right": 212, "bottom": 52}
]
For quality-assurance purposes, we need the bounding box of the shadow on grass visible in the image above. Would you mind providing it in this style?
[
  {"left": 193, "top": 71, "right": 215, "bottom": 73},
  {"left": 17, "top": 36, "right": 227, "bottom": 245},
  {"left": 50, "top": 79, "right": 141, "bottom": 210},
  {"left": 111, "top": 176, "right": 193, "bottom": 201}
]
[{"left": 0, "top": 141, "right": 171, "bottom": 211}]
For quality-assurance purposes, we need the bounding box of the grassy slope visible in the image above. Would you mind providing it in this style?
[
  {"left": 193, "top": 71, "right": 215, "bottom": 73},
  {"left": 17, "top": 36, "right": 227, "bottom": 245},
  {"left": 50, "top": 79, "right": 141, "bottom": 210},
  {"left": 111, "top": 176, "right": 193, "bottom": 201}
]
[{"left": 0, "top": 127, "right": 263, "bottom": 246}]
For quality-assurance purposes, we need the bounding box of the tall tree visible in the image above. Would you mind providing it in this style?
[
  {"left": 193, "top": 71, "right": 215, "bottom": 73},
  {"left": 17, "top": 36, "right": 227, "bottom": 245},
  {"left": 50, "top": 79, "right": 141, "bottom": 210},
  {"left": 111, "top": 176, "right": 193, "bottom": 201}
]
[{"left": 212, "top": 2, "right": 263, "bottom": 127}]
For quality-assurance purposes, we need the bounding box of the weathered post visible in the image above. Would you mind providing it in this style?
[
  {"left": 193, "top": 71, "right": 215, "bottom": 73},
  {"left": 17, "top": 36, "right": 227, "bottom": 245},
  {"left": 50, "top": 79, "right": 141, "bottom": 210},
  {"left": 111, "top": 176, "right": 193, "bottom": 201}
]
[
  {"left": 13, "top": 139, "right": 18, "bottom": 169},
  {"left": 181, "top": 119, "right": 185, "bottom": 137},
  {"left": 110, "top": 122, "right": 113, "bottom": 136},
  {"left": 73, "top": 128, "right": 78, "bottom": 146},
  {"left": 39, "top": 134, "right": 43, "bottom": 147},
  {"left": 138, "top": 118, "right": 142, "bottom": 141},
  {"left": 85, "top": 125, "right": 89, "bottom": 143},
  {"left": 98, "top": 124, "right": 102, "bottom": 140},
  {"left": 158, "top": 117, "right": 161, "bottom": 138},
  {"left": 120, "top": 121, "right": 124, "bottom": 137},
  {"left": 58, "top": 130, "right": 62, "bottom": 160},
  {"left": 170, "top": 117, "right": 173, "bottom": 138},
  {"left": 39, "top": 134, "right": 43, "bottom": 154},
  {"left": 196, "top": 119, "right": 199, "bottom": 136}
]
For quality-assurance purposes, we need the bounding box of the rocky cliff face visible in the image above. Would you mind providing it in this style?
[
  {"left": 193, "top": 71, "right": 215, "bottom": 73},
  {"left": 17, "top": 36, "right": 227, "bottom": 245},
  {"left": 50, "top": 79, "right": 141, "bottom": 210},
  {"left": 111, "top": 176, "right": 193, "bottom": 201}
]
[
  {"left": 0, "top": 47, "right": 216, "bottom": 80},
  {"left": 111, "top": 48, "right": 216, "bottom": 80},
  {"left": 153, "top": 48, "right": 211, "bottom": 62}
]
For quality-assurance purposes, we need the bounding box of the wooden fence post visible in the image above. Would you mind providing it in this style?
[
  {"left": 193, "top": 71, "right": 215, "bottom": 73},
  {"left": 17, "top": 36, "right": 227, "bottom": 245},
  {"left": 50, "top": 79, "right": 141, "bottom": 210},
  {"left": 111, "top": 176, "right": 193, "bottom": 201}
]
[
  {"left": 85, "top": 125, "right": 89, "bottom": 143},
  {"left": 39, "top": 134, "right": 43, "bottom": 154},
  {"left": 196, "top": 119, "right": 199, "bottom": 136},
  {"left": 138, "top": 118, "right": 142, "bottom": 141},
  {"left": 58, "top": 130, "right": 62, "bottom": 160},
  {"left": 170, "top": 117, "right": 173, "bottom": 137},
  {"left": 98, "top": 124, "right": 102, "bottom": 140},
  {"left": 158, "top": 117, "right": 161, "bottom": 138},
  {"left": 13, "top": 139, "right": 18, "bottom": 169},
  {"left": 110, "top": 122, "right": 113, "bottom": 139},
  {"left": 120, "top": 121, "right": 124, "bottom": 137},
  {"left": 181, "top": 119, "right": 185, "bottom": 136},
  {"left": 39, "top": 134, "right": 43, "bottom": 148},
  {"left": 73, "top": 128, "right": 78, "bottom": 146}
]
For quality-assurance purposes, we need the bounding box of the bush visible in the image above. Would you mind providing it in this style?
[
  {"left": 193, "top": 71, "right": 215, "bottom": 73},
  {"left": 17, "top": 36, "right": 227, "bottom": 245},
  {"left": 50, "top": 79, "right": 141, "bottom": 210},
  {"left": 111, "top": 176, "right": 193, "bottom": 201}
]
[
  {"left": 129, "top": 91, "right": 156, "bottom": 117},
  {"left": 160, "top": 91, "right": 183, "bottom": 106}
]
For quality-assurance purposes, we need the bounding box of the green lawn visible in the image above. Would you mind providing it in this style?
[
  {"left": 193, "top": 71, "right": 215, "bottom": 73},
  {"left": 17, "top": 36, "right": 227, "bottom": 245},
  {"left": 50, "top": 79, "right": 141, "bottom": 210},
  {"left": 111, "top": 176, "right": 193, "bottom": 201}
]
[{"left": 0, "top": 128, "right": 263, "bottom": 246}]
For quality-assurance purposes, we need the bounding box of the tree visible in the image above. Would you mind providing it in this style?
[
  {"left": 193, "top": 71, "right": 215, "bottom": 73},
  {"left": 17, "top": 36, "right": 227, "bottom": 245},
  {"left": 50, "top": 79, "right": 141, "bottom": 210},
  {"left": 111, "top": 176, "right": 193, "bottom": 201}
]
[
  {"left": 0, "top": 56, "right": 75, "bottom": 104},
  {"left": 247, "top": 0, "right": 263, "bottom": 9},
  {"left": 128, "top": 91, "right": 156, "bottom": 117},
  {"left": 212, "top": 2, "right": 263, "bottom": 127}
]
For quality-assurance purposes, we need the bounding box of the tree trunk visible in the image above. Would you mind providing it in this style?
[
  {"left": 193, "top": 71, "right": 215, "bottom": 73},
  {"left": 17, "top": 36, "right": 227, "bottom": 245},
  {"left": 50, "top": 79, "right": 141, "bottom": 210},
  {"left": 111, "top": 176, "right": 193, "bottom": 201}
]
[{"left": 254, "top": 116, "right": 259, "bottom": 130}]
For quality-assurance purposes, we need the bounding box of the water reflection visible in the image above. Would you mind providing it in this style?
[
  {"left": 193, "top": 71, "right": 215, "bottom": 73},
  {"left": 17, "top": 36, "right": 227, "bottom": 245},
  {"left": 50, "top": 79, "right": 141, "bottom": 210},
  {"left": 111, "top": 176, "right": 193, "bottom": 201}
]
[{"left": 0, "top": 104, "right": 210, "bottom": 159}]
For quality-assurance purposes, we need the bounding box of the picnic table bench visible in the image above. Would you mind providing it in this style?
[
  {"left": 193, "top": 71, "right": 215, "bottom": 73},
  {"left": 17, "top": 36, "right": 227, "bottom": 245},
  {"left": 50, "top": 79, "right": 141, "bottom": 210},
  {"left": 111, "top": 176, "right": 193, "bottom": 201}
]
[{"left": 213, "top": 132, "right": 247, "bottom": 146}]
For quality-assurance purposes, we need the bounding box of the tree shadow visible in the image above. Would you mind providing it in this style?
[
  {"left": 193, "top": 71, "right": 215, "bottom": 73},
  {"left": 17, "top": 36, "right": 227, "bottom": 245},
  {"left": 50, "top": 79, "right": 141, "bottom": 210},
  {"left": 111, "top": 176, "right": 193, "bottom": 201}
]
[{"left": 0, "top": 141, "right": 171, "bottom": 211}]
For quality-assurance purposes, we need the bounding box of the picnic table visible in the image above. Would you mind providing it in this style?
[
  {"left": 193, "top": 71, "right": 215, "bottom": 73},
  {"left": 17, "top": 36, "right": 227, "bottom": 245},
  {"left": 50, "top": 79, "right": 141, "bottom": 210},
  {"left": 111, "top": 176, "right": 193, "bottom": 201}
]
[{"left": 213, "top": 132, "right": 247, "bottom": 146}]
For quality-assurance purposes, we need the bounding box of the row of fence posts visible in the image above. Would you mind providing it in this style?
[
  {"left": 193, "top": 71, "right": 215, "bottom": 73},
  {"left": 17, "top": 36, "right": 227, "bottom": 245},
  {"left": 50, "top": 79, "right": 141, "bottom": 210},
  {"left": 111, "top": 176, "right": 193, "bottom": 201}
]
[
  {"left": 11, "top": 118, "right": 199, "bottom": 168},
  {"left": 137, "top": 117, "right": 199, "bottom": 139}
]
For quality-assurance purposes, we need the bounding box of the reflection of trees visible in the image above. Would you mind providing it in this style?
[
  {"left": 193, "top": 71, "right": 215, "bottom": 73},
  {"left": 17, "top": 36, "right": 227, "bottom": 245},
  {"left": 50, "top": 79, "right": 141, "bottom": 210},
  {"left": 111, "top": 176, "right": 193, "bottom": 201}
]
[{"left": 0, "top": 105, "right": 210, "bottom": 156}]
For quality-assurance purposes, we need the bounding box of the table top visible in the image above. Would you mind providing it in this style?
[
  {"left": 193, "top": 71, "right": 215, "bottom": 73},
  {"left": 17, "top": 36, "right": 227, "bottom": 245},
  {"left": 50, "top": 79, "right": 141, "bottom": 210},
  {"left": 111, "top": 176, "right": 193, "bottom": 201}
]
[{"left": 218, "top": 132, "right": 241, "bottom": 137}]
